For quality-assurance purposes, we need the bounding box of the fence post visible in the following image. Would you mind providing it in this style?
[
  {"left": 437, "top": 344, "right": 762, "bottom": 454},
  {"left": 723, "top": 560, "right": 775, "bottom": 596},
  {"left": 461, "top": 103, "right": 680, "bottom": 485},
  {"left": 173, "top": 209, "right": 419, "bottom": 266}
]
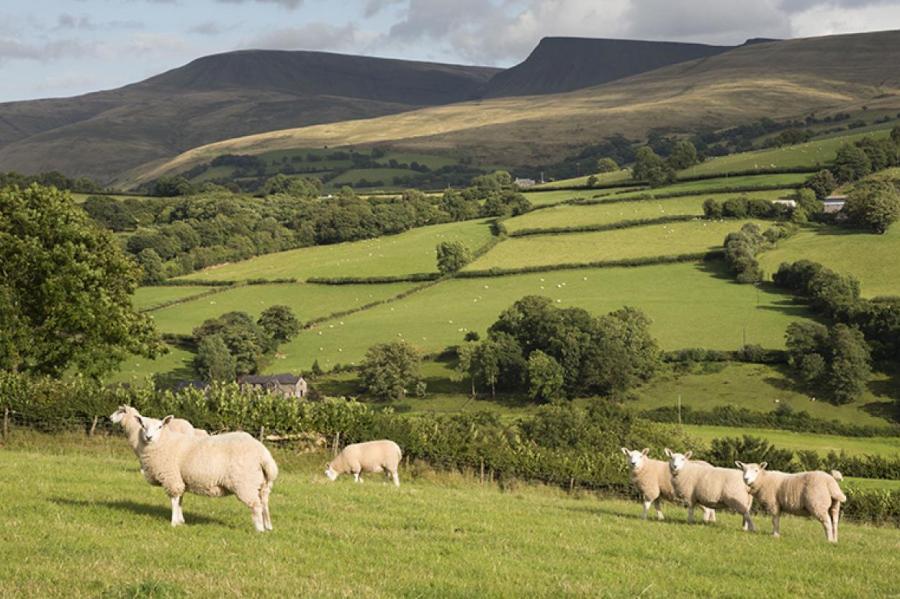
[
  {"left": 332, "top": 431, "right": 340, "bottom": 456},
  {"left": 89, "top": 415, "right": 99, "bottom": 437},
  {"left": 480, "top": 459, "right": 485, "bottom": 485},
  {"left": 259, "top": 426, "right": 265, "bottom": 441},
  {"left": 2, "top": 407, "right": 9, "bottom": 440}
]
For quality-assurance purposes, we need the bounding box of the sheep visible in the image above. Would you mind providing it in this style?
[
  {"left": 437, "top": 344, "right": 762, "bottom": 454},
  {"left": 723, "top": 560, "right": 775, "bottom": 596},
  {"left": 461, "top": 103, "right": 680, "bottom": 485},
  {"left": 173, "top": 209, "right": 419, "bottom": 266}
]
[
  {"left": 665, "top": 448, "right": 756, "bottom": 532},
  {"left": 620, "top": 448, "right": 716, "bottom": 522},
  {"left": 110, "top": 405, "right": 207, "bottom": 458},
  {"left": 736, "top": 462, "right": 847, "bottom": 543},
  {"left": 135, "top": 415, "right": 279, "bottom": 532},
  {"left": 326, "top": 440, "right": 402, "bottom": 487}
]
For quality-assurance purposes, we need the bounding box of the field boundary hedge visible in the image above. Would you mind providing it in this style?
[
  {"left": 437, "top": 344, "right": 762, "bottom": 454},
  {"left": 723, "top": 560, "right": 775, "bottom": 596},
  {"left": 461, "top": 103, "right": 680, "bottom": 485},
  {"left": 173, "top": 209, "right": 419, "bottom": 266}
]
[
  {"left": 569, "top": 184, "right": 799, "bottom": 206},
  {"left": 140, "top": 285, "right": 235, "bottom": 313},
  {"left": 459, "top": 251, "right": 723, "bottom": 278},
  {"left": 508, "top": 215, "right": 696, "bottom": 237}
]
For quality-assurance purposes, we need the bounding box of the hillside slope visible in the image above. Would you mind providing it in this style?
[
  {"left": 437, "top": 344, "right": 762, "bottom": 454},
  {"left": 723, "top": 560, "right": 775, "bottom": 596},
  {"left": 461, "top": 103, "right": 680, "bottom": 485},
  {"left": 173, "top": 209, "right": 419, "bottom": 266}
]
[
  {"left": 132, "top": 29, "right": 900, "bottom": 186},
  {"left": 0, "top": 50, "right": 499, "bottom": 182},
  {"left": 482, "top": 37, "right": 732, "bottom": 97}
]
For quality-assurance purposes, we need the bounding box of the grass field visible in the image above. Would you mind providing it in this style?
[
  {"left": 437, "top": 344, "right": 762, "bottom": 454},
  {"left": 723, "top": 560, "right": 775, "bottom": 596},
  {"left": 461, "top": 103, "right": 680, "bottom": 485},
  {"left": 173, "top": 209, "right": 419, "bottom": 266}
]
[
  {"left": 758, "top": 223, "right": 900, "bottom": 297},
  {"left": 276, "top": 260, "right": 810, "bottom": 371},
  {"left": 2, "top": 435, "right": 898, "bottom": 598},
  {"left": 111, "top": 344, "right": 195, "bottom": 385},
  {"left": 532, "top": 169, "right": 632, "bottom": 189},
  {"left": 521, "top": 188, "right": 608, "bottom": 206},
  {"left": 681, "top": 425, "right": 900, "bottom": 457},
  {"left": 635, "top": 362, "right": 897, "bottom": 428},
  {"left": 147, "top": 282, "right": 416, "bottom": 335},
  {"left": 506, "top": 191, "right": 792, "bottom": 233},
  {"left": 178, "top": 219, "right": 493, "bottom": 282},
  {"left": 680, "top": 128, "right": 893, "bottom": 177},
  {"left": 610, "top": 175, "right": 806, "bottom": 200},
  {"left": 132, "top": 285, "right": 213, "bottom": 311},
  {"left": 467, "top": 220, "right": 767, "bottom": 271},
  {"left": 329, "top": 167, "right": 419, "bottom": 186}
]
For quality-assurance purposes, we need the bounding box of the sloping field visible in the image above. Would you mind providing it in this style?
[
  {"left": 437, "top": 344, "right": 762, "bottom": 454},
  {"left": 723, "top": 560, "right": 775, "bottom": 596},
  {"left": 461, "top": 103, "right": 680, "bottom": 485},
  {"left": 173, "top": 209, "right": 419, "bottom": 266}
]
[
  {"left": 276, "top": 261, "right": 809, "bottom": 370},
  {"left": 178, "top": 219, "right": 493, "bottom": 282},
  {"left": 758, "top": 224, "right": 900, "bottom": 297},
  {"left": 132, "top": 285, "right": 213, "bottom": 311},
  {"left": 611, "top": 175, "right": 807, "bottom": 199},
  {"left": 146, "top": 282, "right": 416, "bottom": 335},
  {"left": 3, "top": 441, "right": 897, "bottom": 598},
  {"left": 467, "top": 220, "right": 766, "bottom": 271},
  {"left": 521, "top": 188, "right": 611, "bottom": 206},
  {"left": 111, "top": 344, "right": 195, "bottom": 384}
]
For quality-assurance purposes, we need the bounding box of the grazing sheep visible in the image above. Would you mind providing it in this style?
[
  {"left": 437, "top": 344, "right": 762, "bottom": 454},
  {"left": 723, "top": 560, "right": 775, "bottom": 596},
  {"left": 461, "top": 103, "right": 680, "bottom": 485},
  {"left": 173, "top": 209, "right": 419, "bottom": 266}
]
[
  {"left": 135, "top": 415, "right": 278, "bottom": 532},
  {"left": 665, "top": 449, "right": 756, "bottom": 531},
  {"left": 326, "top": 440, "right": 402, "bottom": 487},
  {"left": 620, "top": 448, "right": 715, "bottom": 522},
  {"left": 110, "top": 405, "right": 207, "bottom": 458},
  {"left": 736, "top": 462, "right": 847, "bottom": 543}
]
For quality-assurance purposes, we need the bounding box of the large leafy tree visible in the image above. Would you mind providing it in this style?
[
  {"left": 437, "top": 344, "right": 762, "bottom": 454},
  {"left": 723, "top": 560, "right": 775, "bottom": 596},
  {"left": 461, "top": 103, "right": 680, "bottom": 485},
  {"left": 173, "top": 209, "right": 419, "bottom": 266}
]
[
  {"left": 360, "top": 340, "right": 421, "bottom": 401},
  {"left": 844, "top": 180, "right": 900, "bottom": 234},
  {"left": 435, "top": 241, "right": 471, "bottom": 274},
  {"left": 632, "top": 146, "right": 675, "bottom": 187},
  {"left": 257, "top": 305, "right": 301, "bottom": 345},
  {"left": 0, "top": 184, "right": 163, "bottom": 378}
]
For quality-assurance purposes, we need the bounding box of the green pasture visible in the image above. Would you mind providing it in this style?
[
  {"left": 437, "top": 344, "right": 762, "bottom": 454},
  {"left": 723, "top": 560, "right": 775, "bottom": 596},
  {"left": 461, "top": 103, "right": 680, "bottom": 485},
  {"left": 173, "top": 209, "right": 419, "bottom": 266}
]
[
  {"left": 147, "top": 282, "right": 416, "bottom": 335},
  {"left": 111, "top": 344, "right": 195, "bottom": 385},
  {"left": 610, "top": 176, "right": 806, "bottom": 200},
  {"left": 467, "top": 219, "right": 767, "bottom": 271},
  {"left": 177, "top": 219, "right": 493, "bottom": 282},
  {"left": 133, "top": 285, "right": 213, "bottom": 311},
  {"left": 681, "top": 425, "right": 900, "bottom": 457},
  {"left": 680, "top": 128, "right": 893, "bottom": 177},
  {"left": 532, "top": 169, "right": 632, "bottom": 189},
  {"left": 635, "top": 362, "right": 896, "bottom": 428},
  {"left": 1, "top": 436, "right": 898, "bottom": 598},
  {"left": 521, "top": 188, "right": 606, "bottom": 206},
  {"left": 376, "top": 152, "right": 459, "bottom": 169},
  {"left": 276, "top": 260, "right": 810, "bottom": 371},
  {"left": 758, "top": 224, "right": 900, "bottom": 297},
  {"left": 329, "top": 167, "right": 419, "bottom": 186}
]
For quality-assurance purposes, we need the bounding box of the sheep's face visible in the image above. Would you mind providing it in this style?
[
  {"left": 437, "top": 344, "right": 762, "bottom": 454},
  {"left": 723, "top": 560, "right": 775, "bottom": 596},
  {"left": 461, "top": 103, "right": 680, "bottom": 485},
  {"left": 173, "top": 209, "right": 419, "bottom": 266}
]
[
  {"left": 137, "top": 415, "right": 173, "bottom": 444},
  {"left": 324, "top": 465, "right": 338, "bottom": 481},
  {"left": 736, "top": 462, "right": 767, "bottom": 486},
  {"left": 621, "top": 447, "right": 649, "bottom": 470},
  {"left": 666, "top": 449, "right": 692, "bottom": 474},
  {"left": 109, "top": 405, "right": 136, "bottom": 424}
]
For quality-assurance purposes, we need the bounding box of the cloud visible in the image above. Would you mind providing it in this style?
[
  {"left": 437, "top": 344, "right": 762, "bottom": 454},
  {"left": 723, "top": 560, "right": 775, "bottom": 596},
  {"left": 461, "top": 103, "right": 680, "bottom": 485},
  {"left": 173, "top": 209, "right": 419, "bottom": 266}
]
[
  {"left": 246, "top": 22, "right": 377, "bottom": 52},
  {"left": 788, "top": 1, "right": 900, "bottom": 37},
  {"left": 622, "top": 0, "right": 791, "bottom": 44},
  {"left": 0, "top": 37, "right": 96, "bottom": 63},
  {"left": 364, "top": 0, "right": 405, "bottom": 17},
  {"left": 189, "top": 21, "right": 226, "bottom": 35},
  {"left": 215, "top": 0, "right": 304, "bottom": 9}
]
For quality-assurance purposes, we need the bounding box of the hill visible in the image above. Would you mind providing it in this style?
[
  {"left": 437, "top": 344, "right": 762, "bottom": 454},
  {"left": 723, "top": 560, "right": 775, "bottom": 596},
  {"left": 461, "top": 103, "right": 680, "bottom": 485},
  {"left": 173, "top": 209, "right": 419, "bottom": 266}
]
[
  {"left": 0, "top": 50, "right": 499, "bottom": 182},
  {"left": 132, "top": 29, "right": 900, "bottom": 187},
  {"left": 482, "top": 36, "right": 733, "bottom": 98}
]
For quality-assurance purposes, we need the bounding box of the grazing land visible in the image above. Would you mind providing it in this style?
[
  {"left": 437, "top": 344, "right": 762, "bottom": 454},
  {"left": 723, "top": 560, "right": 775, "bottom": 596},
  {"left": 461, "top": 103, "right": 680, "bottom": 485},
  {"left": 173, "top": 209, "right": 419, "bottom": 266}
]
[
  {"left": 1, "top": 436, "right": 898, "bottom": 599},
  {"left": 520, "top": 188, "right": 612, "bottom": 206},
  {"left": 132, "top": 285, "right": 214, "bottom": 311},
  {"left": 112, "top": 345, "right": 196, "bottom": 385},
  {"left": 467, "top": 220, "right": 767, "bottom": 271},
  {"left": 178, "top": 219, "right": 493, "bottom": 282},
  {"left": 681, "top": 425, "right": 900, "bottom": 457},
  {"left": 758, "top": 224, "right": 900, "bottom": 297},
  {"left": 280, "top": 261, "right": 809, "bottom": 371}
]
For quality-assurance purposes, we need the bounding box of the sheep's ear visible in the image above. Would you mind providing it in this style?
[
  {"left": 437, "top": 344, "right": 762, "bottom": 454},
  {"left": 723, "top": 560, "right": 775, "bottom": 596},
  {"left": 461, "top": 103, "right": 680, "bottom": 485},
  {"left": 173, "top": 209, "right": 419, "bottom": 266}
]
[
  {"left": 760, "top": 462, "right": 767, "bottom": 470},
  {"left": 735, "top": 461, "right": 744, "bottom": 469},
  {"left": 664, "top": 448, "right": 672, "bottom": 457},
  {"left": 162, "top": 415, "right": 174, "bottom": 426},
  {"left": 135, "top": 415, "right": 145, "bottom": 429},
  {"left": 684, "top": 450, "right": 693, "bottom": 460},
  {"left": 620, "top": 447, "right": 629, "bottom": 456},
  {"left": 641, "top": 448, "right": 649, "bottom": 456}
]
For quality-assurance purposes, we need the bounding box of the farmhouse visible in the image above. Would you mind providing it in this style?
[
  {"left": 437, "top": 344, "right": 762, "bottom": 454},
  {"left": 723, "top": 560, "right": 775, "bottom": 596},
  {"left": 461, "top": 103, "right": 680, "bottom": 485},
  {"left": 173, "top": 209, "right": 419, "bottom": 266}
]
[
  {"left": 823, "top": 195, "right": 847, "bottom": 214},
  {"left": 238, "top": 374, "right": 308, "bottom": 398},
  {"left": 514, "top": 177, "right": 536, "bottom": 188},
  {"left": 773, "top": 199, "right": 797, "bottom": 208}
]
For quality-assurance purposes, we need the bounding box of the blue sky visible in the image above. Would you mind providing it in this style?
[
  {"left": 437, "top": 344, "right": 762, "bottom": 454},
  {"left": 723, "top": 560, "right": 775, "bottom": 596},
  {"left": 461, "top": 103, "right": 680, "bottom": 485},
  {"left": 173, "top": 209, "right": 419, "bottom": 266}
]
[{"left": 2, "top": 0, "right": 900, "bottom": 102}]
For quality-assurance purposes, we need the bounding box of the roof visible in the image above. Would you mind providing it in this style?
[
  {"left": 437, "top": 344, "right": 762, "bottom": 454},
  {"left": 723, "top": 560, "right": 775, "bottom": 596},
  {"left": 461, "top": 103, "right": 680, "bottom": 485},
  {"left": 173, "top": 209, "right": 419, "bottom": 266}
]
[{"left": 239, "top": 374, "right": 303, "bottom": 385}]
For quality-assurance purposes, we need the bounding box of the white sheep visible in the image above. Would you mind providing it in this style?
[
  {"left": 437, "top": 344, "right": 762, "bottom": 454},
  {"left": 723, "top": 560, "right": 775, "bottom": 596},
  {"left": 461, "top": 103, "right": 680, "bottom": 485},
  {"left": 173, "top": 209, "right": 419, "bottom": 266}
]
[
  {"left": 135, "top": 415, "right": 279, "bottom": 532},
  {"left": 326, "top": 440, "right": 402, "bottom": 487},
  {"left": 110, "top": 405, "right": 208, "bottom": 458},
  {"left": 736, "top": 462, "right": 847, "bottom": 543},
  {"left": 620, "top": 448, "right": 715, "bottom": 522},
  {"left": 665, "top": 449, "right": 756, "bottom": 531}
]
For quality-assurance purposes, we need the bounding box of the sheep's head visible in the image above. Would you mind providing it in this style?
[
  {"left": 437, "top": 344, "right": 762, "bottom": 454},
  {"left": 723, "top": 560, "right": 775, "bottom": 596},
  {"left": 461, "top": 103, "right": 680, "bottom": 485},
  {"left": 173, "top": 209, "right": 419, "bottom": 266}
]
[
  {"left": 137, "top": 414, "right": 173, "bottom": 444},
  {"left": 324, "top": 463, "right": 338, "bottom": 481},
  {"left": 736, "top": 461, "right": 767, "bottom": 486},
  {"left": 621, "top": 447, "right": 649, "bottom": 470},
  {"left": 665, "top": 448, "right": 692, "bottom": 474},
  {"left": 109, "top": 405, "right": 138, "bottom": 424}
]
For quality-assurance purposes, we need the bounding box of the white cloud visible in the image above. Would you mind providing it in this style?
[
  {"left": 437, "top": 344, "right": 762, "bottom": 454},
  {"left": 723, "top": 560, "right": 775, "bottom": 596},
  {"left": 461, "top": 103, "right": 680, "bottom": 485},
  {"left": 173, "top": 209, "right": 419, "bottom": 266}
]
[
  {"left": 246, "top": 22, "right": 377, "bottom": 52},
  {"left": 788, "top": 2, "right": 900, "bottom": 37},
  {"left": 216, "top": 0, "right": 304, "bottom": 9}
]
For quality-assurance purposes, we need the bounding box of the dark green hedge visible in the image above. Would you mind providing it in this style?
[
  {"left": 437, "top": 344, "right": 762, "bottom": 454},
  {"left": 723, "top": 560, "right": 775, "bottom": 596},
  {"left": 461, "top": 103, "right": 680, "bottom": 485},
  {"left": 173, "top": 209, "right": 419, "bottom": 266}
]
[
  {"left": 458, "top": 251, "right": 722, "bottom": 278},
  {"left": 509, "top": 215, "right": 696, "bottom": 237}
]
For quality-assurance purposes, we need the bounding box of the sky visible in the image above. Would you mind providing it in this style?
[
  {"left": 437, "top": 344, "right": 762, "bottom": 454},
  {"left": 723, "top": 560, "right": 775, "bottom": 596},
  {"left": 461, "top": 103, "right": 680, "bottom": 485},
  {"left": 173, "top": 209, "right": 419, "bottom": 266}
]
[{"left": 2, "top": 0, "right": 900, "bottom": 102}]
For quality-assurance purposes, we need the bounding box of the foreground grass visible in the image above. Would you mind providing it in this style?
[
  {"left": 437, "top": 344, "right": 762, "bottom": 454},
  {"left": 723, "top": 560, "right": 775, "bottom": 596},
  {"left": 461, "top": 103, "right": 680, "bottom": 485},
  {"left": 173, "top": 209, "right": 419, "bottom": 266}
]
[
  {"left": 758, "top": 223, "right": 900, "bottom": 297},
  {"left": 2, "top": 436, "right": 898, "bottom": 598},
  {"left": 466, "top": 220, "right": 768, "bottom": 271},
  {"left": 178, "top": 219, "right": 493, "bottom": 282}
]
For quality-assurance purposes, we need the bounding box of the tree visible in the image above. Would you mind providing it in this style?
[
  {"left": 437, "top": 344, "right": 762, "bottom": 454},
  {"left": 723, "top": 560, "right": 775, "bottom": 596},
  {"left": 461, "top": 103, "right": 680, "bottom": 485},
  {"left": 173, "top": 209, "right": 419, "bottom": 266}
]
[
  {"left": 586, "top": 175, "right": 598, "bottom": 188},
  {"left": 194, "top": 334, "right": 236, "bottom": 382},
  {"left": 261, "top": 174, "right": 320, "bottom": 197},
  {"left": 193, "top": 311, "right": 268, "bottom": 375},
  {"left": 891, "top": 125, "right": 900, "bottom": 145},
  {"left": 257, "top": 305, "right": 301, "bottom": 344},
  {"left": 471, "top": 339, "right": 501, "bottom": 397},
  {"left": 803, "top": 170, "right": 837, "bottom": 201},
  {"left": 832, "top": 144, "right": 872, "bottom": 182},
  {"left": 828, "top": 324, "right": 871, "bottom": 404},
  {"left": 137, "top": 248, "right": 166, "bottom": 284},
  {"left": 0, "top": 184, "right": 163, "bottom": 377},
  {"left": 843, "top": 180, "right": 900, "bottom": 234},
  {"left": 360, "top": 340, "right": 421, "bottom": 401},
  {"left": 436, "top": 241, "right": 471, "bottom": 274},
  {"left": 455, "top": 342, "right": 477, "bottom": 397},
  {"left": 632, "top": 146, "right": 675, "bottom": 187},
  {"left": 310, "top": 359, "right": 324, "bottom": 378},
  {"left": 527, "top": 350, "right": 565, "bottom": 403},
  {"left": 667, "top": 140, "right": 699, "bottom": 170},
  {"left": 596, "top": 157, "right": 619, "bottom": 173}
]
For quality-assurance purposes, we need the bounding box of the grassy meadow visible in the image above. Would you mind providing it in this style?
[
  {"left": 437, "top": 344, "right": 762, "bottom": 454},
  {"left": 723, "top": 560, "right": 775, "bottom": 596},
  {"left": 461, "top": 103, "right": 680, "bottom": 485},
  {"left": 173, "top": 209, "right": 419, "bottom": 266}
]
[
  {"left": 178, "top": 219, "right": 493, "bottom": 282},
  {"left": 112, "top": 345, "right": 196, "bottom": 385},
  {"left": 1, "top": 434, "right": 898, "bottom": 598},
  {"left": 681, "top": 425, "right": 900, "bottom": 457},
  {"left": 521, "top": 188, "right": 612, "bottom": 206},
  {"left": 467, "top": 220, "right": 767, "bottom": 271},
  {"left": 132, "top": 285, "right": 213, "bottom": 311},
  {"left": 758, "top": 223, "right": 900, "bottom": 297},
  {"left": 277, "top": 261, "right": 809, "bottom": 371}
]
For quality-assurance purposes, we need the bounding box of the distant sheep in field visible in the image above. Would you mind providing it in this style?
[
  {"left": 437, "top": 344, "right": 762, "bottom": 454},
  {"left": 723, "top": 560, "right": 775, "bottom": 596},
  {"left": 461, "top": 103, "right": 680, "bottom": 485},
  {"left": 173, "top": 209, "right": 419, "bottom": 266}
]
[
  {"left": 135, "top": 415, "right": 278, "bottom": 532},
  {"left": 620, "top": 448, "right": 715, "bottom": 522},
  {"left": 666, "top": 449, "right": 756, "bottom": 532},
  {"left": 326, "top": 440, "right": 403, "bottom": 487},
  {"left": 736, "top": 462, "right": 847, "bottom": 543}
]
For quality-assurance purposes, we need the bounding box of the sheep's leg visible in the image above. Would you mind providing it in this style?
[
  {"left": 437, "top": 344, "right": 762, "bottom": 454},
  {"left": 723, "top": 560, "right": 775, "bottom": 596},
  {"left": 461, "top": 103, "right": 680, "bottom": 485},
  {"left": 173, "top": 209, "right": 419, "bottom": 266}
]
[
  {"left": 822, "top": 515, "right": 834, "bottom": 543},
  {"left": 170, "top": 496, "right": 184, "bottom": 527},
  {"left": 391, "top": 470, "right": 400, "bottom": 488},
  {"left": 702, "top": 508, "right": 715, "bottom": 523},
  {"left": 830, "top": 501, "right": 840, "bottom": 543},
  {"left": 772, "top": 513, "right": 780, "bottom": 538},
  {"left": 353, "top": 471, "right": 362, "bottom": 483},
  {"left": 687, "top": 504, "right": 695, "bottom": 524},
  {"left": 177, "top": 495, "right": 185, "bottom": 525},
  {"left": 261, "top": 484, "right": 273, "bottom": 532},
  {"left": 642, "top": 499, "right": 652, "bottom": 520},
  {"left": 653, "top": 498, "right": 664, "bottom": 521},
  {"left": 742, "top": 512, "right": 756, "bottom": 533}
]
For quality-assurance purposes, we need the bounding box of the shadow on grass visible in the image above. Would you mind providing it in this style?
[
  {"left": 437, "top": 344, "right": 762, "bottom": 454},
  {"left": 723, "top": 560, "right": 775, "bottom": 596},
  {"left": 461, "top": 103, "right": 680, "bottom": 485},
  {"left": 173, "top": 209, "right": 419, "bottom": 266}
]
[
  {"left": 50, "top": 497, "right": 229, "bottom": 526},
  {"left": 563, "top": 503, "right": 695, "bottom": 527}
]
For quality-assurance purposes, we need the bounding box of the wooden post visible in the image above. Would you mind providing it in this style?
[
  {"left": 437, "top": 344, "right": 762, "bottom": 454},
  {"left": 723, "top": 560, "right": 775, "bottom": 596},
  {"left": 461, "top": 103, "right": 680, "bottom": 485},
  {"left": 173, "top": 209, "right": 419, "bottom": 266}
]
[
  {"left": 259, "top": 426, "right": 265, "bottom": 441},
  {"left": 89, "top": 415, "right": 99, "bottom": 437},
  {"left": 569, "top": 477, "right": 575, "bottom": 493},
  {"left": 2, "top": 407, "right": 9, "bottom": 440},
  {"left": 480, "top": 459, "right": 485, "bottom": 485},
  {"left": 332, "top": 431, "right": 340, "bottom": 456}
]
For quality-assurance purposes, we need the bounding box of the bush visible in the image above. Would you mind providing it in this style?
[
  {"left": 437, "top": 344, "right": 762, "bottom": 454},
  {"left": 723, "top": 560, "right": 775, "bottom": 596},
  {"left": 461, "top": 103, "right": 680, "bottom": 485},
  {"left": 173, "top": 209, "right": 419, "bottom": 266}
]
[{"left": 705, "top": 435, "right": 795, "bottom": 472}]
